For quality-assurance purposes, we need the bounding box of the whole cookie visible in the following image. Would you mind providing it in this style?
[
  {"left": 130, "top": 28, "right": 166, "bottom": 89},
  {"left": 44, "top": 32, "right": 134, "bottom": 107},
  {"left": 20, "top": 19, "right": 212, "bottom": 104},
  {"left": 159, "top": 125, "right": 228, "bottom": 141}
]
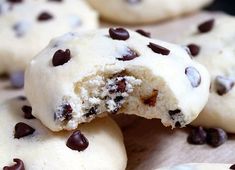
[
  {"left": 87, "top": 0, "right": 213, "bottom": 24},
  {"left": 179, "top": 16, "right": 235, "bottom": 133},
  {"left": 25, "top": 28, "right": 210, "bottom": 131},
  {"left": 157, "top": 163, "right": 234, "bottom": 170},
  {"left": 0, "top": 98, "right": 127, "bottom": 170},
  {"left": 0, "top": 0, "right": 98, "bottom": 74}
]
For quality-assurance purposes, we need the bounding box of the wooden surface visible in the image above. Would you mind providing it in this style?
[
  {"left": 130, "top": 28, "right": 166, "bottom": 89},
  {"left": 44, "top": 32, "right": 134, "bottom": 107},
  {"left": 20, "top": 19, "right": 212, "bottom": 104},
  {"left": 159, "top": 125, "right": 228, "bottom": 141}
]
[{"left": 1, "top": 11, "right": 234, "bottom": 170}]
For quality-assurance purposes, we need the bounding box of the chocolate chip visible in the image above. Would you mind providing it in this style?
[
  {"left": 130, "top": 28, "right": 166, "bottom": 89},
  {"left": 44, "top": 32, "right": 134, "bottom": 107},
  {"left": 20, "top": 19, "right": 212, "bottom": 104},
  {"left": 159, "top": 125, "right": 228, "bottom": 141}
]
[
  {"left": 22, "top": 105, "right": 35, "bottom": 119},
  {"left": 10, "top": 71, "right": 24, "bottom": 89},
  {"left": 84, "top": 107, "right": 97, "bottom": 117},
  {"left": 175, "top": 121, "right": 181, "bottom": 128},
  {"left": 37, "top": 12, "right": 53, "bottom": 21},
  {"left": 52, "top": 49, "right": 71, "bottom": 66},
  {"left": 185, "top": 67, "right": 201, "bottom": 88},
  {"left": 109, "top": 28, "right": 129, "bottom": 40},
  {"left": 48, "top": 0, "right": 62, "bottom": 2},
  {"left": 230, "top": 164, "right": 235, "bottom": 169},
  {"left": 14, "top": 122, "right": 35, "bottom": 139},
  {"left": 198, "top": 19, "right": 215, "bottom": 33},
  {"left": 66, "top": 130, "right": 89, "bottom": 151},
  {"left": 116, "top": 79, "right": 126, "bottom": 93},
  {"left": 17, "top": 96, "right": 27, "bottom": 101},
  {"left": 168, "top": 109, "right": 181, "bottom": 116},
  {"left": 206, "top": 128, "right": 227, "bottom": 147},
  {"left": 7, "top": 0, "right": 23, "bottom": 3},
  {"left": 187, "top": 44, "right": 200, "bottom": 57},
  {"left": 136, "top": 29, "right": 151, "bottom": 37},
  {"left": 114, "top": 96, "right": 124, "bottom": 103},
  {"left": 117, "top": 48, "right": 139, "bottom": 61},
  {"left": 187, "top": 126, "right": 207, "bottom": 145},
  {"left": 148, "top": 42, "right": 170, "bottom": 55},
  {"left": 3, "top": 158, "right": 25, "bottom": 170},
  {"left": 214, "top": 76, "right": 234, "bottom": 96},
  {"left": 142, "top": 90, "right": 158, "bottom": 107},
  {"left": 62, "top": 104, "right": 73, "bottom": 121}
]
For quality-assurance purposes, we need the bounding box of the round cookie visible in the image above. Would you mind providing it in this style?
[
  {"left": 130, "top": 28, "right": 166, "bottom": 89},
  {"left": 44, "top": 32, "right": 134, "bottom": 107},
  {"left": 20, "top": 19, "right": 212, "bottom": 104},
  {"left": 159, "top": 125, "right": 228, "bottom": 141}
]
[
  {"left": 0, "top": 98, "right": 127, "bottom": 170},
  {"left": 0, "top": 0, "right": 98, "bottom": 74},
  {"left": 179, "top": 16, "right": 235, "bottom": 133},
  {"left": 25, "top": 28, "right": 210, "bottom": 131},
  {"left": 157, "top": 163, "right": 233, "bottom": 170},
  {"left": 87, "top": 0, "right": 213, "bottom": 24}
]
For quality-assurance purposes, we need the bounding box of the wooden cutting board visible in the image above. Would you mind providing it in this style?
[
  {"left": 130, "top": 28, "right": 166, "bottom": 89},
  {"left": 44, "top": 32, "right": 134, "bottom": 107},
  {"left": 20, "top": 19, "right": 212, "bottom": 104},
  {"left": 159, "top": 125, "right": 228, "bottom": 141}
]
[{"left": 1, "top": 11, "right": 233, "bottom": 170}]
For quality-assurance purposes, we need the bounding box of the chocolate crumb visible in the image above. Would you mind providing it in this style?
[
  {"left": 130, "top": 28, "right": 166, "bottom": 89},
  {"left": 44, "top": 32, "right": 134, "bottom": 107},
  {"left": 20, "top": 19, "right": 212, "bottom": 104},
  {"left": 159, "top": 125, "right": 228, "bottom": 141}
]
[
  {"left": 168, "top": 109, "right": 181, "bottom": 116},
  {"left": 142, "top": 90, "right": 158, "bottom": 107},
  {"left": 66, "top": 130, "right": 89, "bottom": 151},
  {"left": 84, "top": 107, "right": 97, "bottom": 118},
  {"left": 61, "top": 104, "right": 73, "bottom": 121}
]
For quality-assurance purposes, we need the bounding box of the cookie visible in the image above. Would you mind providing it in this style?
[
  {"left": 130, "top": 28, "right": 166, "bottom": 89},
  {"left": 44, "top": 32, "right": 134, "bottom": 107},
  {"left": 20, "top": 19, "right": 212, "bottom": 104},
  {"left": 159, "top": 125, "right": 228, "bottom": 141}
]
[
  {"left": 25, "top": 28, "right": 210, "bottom": 131},
  {"left": 157, "top": 163, "right": 233, "bottom": 170},
  {"left": 87, "top": 0, "right": 213, "bottom": 24},
  {"left": 0, "top": 0, "right": 98, "bottom": 74},
  {"left": 179, "top": 16, "right": 235, "bottom": 133},
  {"left": 0, "top": 98, "right": 127, "bottom": 170}
]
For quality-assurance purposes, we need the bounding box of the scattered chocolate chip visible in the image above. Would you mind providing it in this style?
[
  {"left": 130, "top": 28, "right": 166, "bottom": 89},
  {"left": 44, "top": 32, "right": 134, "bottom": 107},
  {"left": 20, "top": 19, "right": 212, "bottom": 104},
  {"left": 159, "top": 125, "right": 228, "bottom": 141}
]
[
  {"left": 187, "top": 126, "right": 207, "bottom": 145},
  {"left": 109, "top": 28, "right": 130, "bottom": 40},
  {"left": 17, "top": 96, "right": 27, "bottom": 101},
  {"left": 136, "top": 29, "right": 151, "bottom": 37},
  {"left": 10, "top": 71, "right": 24, "bottom": 89},
  {"left": 187, "top": 44, "right": 200, "bottom": 57},
  {"left": 175, "top": 121, "right": 181, "bottom": 128},
  {"left": 52, "top": 49, "right": 71, "bottom": 66},
  {"left": 22, "top": 105, "right": 35, "bottom": 119},
  {"left": 61, "top": 104, "right": 73, "bottom": 121},
  {"left": 214, "top": 76, "right": 234, "bottom": 96},
  {"left": 230, "top": 164, "right": 235, "bottom": 169},
  {"left": 116, "top": 79, "right": 126, "bottom": 93},
  {"left": 3, "top": 158, "right": 25, "bottom": 170},
  {"left": 7, "top": 0, "right": 23, "bottom": 3},
  {"left": 148, "top": 42, "right": 170, "bottom": 55},
  {"left": 37, "top": 12, "right": 53, "bottom": 21},
  {"left": 206, "top": 128, "right": 227, "bottom": 147},
  {"left": 142, "top": 90, "right": 158, "bottom": 107},
  {"left": 84, "top": 107, "right": 97, "bottom": 118},
  {"left": 185, "top": 67, "right": 201, "bottom": 88},
  {"left": 114, "top": 96, "right": 124, "bottom": 103},
  {"left": 198, "top": 19, "right": 215, "bottom": 33},
  {"left": 126, "top": 0, "right": 141, "bottom": 4},
  {"left": 168, "top": 109, "right": 181, "bottom": 116},
  {"left": 14, "top": 122, "right": 35, "bottom": 139},
  {"left": 117, "top": 48, "right": 139, "bottom": 61},
  {"left": 66, "top": 130, "right": 89, "bottom": 151}
]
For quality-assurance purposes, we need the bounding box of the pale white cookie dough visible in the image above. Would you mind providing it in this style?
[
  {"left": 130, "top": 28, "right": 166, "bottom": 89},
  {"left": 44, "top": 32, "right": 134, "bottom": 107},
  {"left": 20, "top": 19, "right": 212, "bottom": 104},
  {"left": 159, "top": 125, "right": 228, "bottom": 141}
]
[
  {"left": 87, "top": 0, "right": 213, "bottom": 24},
  {"left": 0, "top": 0, "right": 98, "bottom": 74},
  {"left": 179, "top": 16, "right": 235, "bottom": 133},
  {"left": 0, "top": 98, "right": 127, "bottom": 170},
  {"left": 25, "top": 28, "right": 210, "bottom": 131},
  {"left": 157, "top": 163, "right": 233, "bottom": 170}
]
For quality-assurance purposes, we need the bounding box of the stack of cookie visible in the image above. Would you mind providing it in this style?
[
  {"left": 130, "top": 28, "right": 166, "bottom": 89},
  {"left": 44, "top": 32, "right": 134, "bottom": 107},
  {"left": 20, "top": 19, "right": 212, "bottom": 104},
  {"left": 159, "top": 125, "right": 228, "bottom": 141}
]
[{"left": 2, "top": 0, "right": 235, "bottom": 169}]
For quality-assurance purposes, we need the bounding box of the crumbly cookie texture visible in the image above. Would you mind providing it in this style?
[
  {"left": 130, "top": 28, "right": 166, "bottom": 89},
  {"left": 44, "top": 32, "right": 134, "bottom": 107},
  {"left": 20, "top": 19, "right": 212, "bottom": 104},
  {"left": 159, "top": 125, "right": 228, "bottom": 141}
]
[
  {"left": 0, "top": 0, "right": 98, "bottom": 74},
  {"left": 25, "top": 28, "right": 210, "bottom": 131},
  {"left": 156, "top": 163, "right": 233, "bottom": 170},
  {"left": 0, "top": 98, "right": 127, "bottom": 170},
  {"left": 179, "top": 16, "right": 235, "bottom": 133},
  {"left": 87, "top": 0, "right": 213, "bottom": 24}
]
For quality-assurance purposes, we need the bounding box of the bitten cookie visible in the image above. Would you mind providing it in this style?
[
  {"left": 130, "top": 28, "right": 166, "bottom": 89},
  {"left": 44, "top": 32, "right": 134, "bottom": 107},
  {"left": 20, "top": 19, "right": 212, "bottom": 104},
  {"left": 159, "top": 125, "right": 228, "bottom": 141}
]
[
  {"left": 179, "top": 16, "right": 235, "bottom": 133},
  {"left": 25, "top": 28, "right": 210, "bottom": 131},
  {"left": 0, "top": 0, "right": 98, "bottom": 74},
  {"left": 0, "top": 98, "right": 127, "bottom": 170},
  {"left": 157, "top": 163, "right": 234, "bottom": 170},
  {"left": 87, "top": 0, "right": 213, "bottom": 24}
]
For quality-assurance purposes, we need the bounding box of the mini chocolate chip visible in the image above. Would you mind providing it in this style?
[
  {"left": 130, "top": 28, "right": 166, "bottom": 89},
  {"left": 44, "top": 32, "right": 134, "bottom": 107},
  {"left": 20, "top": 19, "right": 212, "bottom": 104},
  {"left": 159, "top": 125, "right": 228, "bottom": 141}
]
[
  {"left": 142, "top": 90, "right": 158, "bottom": 107},
  {"left": 214, "top": 76, "right": 234, "bottom": 96},
  {"left": 187, "top": 126, "right": 207, "bottom": 145},
  {"left": 116, "top": 79, "right": 126, "bottom": 93},
  {"left": 117, "top": 48, "right": 139, "bottom": 61},
  {"left": 7, "top": 0, "right": 23, "bottom": 3},
  {"left": 168, "top": 109, "right": 181, "bottom": 116},
  {"left": 62, "top": 104, "right": 73, "bottom": 121},
  {"left": 175, "top": 121, "right": 181, "bottom": 128},
  {"left": 187, "top": 44, "right": 200, "bottom": 57},
  {"left": 10, "top": 71, "right": 24, "bottom": 89},
  {"left": 84, "top": 107, "right": 97, "bottom": 117},
  {"left": 109, "top": 28, "right": 129, "bottom": 40},
  {"left": 185, "top": 67, "right": 201, "bottom": 88},
  {"left": 14, "top": 122, "right": 35, "bottom": 139},
  {"left": 136, "top": 29, "right": 151, "bottom": 37},
  {"left": 148, "top": 42, "right": 170, "bottom": 55},
  {"left": 22, "top": 105, "right": 35, "bottom": 119},
  {"left": 206, "top": 128, "right": 227, "bottom": 147},
  {"left": 230, "top": 164, "right": 235, "bottom": 169},
  {"left": 198, "top": 19, "right": 215, "bottom": 33},
  {"left": 3, "top": 158, "right": 25, "bottom": 170},
  {"left": 52, "top": 49, "right": 71, "bottom": 66},
  {"left": 114, "top": 96, "right": 124, "bottom": 103},
  {"left": 66, "top": 130, "right": 89, "bottom": 151},
  {"left": 17, "top": 96, "right": 27, "bottom": 101},
  {"left": 37, "top": 12, "right": 53, "bottom": 21}
]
